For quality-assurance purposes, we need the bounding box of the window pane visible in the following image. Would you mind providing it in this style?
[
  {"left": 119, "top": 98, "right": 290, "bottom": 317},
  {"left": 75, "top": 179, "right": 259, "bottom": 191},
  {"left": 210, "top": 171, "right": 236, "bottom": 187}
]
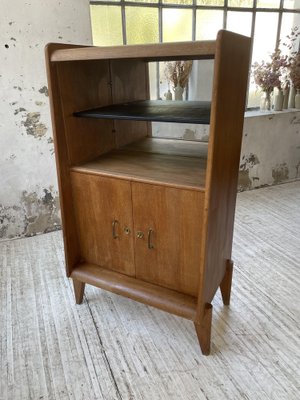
[
  {"left": 257, "top": 0, "right": 280, "bottom": 8},
  {"left": 197, "top": 0, "right": 224, "bottom": 5},
  {"left": 285, "top": 0, "right": 300, "bottom": 9},
  {"left": 90, "top": 5, "right": 123, "bottom": 46},
  {"left": 196, "top": 10, "right": 223, "bottom": 40},
  {"left": 228, "top": 0, "right": 253, "bottom": 7},
  {"left": 164, "top": 0, "right": 192, "bottom": 5},
  {"left": 248, "top": 12, "right": 279, "bottom": 107},
  {"left": 163, "top": 9, "right": 193, "bottom": 42},
  {"left": 252, "top": 13, "right": 278, "bottom": 63},
  {"left": 126, "top": 7, "right": 159, "bottom": 44},
  {"left": 280, "top": 13, "right": 300, "bottom": 54},
  {"left": 227, "top": 12, "right": 252, "bottom": 37}
]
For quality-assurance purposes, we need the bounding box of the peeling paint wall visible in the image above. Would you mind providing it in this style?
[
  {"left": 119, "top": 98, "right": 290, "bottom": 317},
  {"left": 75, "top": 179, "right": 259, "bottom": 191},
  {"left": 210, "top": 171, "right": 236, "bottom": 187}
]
[
  {"left": 239, "top": 110, "right": 300, "bottom": 191},
  {"left": 0, "top": 0, "right": 92, "bottom": 241}
]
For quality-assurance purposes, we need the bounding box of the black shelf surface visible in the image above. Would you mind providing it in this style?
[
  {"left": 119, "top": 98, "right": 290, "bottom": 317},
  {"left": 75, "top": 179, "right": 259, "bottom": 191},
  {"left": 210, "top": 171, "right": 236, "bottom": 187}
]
[{"left": 74, "top": 100, "right": 211, "bottom": 124}]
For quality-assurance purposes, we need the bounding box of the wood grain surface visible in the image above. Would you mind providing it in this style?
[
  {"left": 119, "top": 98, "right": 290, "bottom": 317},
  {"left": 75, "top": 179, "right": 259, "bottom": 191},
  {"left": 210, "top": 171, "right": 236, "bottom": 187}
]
[
  {"left": 50, "top": 40, "right": 216, "bottom": 62},
  {"left": 71, "top": 147, "right": 207, "bottom": 191},
  {"left": 132, "top": 182, "right": 204, "bottom": 296},
  {"left": 197, "top": 30, "right": 251, "bottom": 319},
  {"left": 70, "top": 173, "right": 135, "bottom": 276},
  {"left": 71, "top": 263, "right": 197, "bottom": 320}
]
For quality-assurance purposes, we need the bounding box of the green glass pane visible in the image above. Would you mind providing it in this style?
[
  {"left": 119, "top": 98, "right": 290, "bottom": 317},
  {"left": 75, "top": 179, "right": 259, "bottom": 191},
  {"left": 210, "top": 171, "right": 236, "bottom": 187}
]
[
  {"left": 228, "top": 0, "right": 253, "bottom": 7},
  {"left": 126, "top": 7, "right": 159, "bottom": 44},
  {"left": 197, "top": 0, "right": 224, "bottom": 6},
  {"left": 163, "top": 9, "right": 193, "bottom": 42},
  {"left": 163, "top": 0, "right": 192, "bottom": 5},
  {"left": 90, "top": 5, "right": 123, "bottom": 46},
  {"left": 284, "top": 0, "right": 300, "bottom": 10},
  {"left": 226, "top": 12, "right": 252, "bottom": 37},
  {"left": 257, "top": 0, "right": 280, "bottom": 8},
  {"left": 196, "top": 10, "right": 223, "bottom": 40}
]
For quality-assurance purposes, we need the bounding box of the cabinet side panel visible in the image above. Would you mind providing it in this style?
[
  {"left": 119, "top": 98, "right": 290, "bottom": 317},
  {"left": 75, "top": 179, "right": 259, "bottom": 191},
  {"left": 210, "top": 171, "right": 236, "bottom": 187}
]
[
  {"left": 45, "top": 44, "right": 83, "bottom": 276},
  {"left": 110, "top": 59, "right": 151, "bottom": 147},
  {"left": 56, "top": 60, "right": 116, "bottom": 165},
  {"left": 198, "top": 31, "right": 251, "bottom": 308},
  {"left": 132, "top": 182, "right": 204, "bottom": 297},
  {"left": 70, "top": 172, "right": 135, "bottom": 276}
]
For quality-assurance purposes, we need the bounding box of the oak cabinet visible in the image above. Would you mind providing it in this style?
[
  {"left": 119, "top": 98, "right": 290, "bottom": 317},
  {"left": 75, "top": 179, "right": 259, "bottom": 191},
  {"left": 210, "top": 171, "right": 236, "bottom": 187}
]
[{"left": 45, "top": 30, "right": 251, "bottom": 354}]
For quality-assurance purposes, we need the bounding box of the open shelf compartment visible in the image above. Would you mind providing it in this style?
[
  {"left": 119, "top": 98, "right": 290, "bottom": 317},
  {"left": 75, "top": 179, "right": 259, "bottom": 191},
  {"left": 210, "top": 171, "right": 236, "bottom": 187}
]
[{"left": 70, "top": 138, "right": 208, "bottom": 191}]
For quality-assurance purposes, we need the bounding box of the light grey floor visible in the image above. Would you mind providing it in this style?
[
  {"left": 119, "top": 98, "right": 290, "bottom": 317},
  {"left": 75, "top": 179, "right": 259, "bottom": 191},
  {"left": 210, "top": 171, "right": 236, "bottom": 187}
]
[{"left": 1, "top": 181, "right": 300, "bottom": 400}]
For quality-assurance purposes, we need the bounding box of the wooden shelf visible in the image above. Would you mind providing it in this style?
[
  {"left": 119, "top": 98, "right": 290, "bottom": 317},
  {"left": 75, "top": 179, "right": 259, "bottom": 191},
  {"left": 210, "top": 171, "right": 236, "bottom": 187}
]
[
  {"left": 71, "top": 138, "right": 208, "bottom": 191},
  {"left": 74, "top": 100, "right": 211, "bottom": 125},
  {"left": 71, "top": 263, "right": 197, "bottom": 320},
  {"left": 49, "top": 40, "right": 216, "bottom": 62}
]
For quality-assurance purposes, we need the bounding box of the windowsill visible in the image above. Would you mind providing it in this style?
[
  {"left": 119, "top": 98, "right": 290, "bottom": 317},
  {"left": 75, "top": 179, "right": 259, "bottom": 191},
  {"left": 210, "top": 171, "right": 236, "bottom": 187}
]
[{"left": 245, "top": 108, "right": 300, "bottom": 118}]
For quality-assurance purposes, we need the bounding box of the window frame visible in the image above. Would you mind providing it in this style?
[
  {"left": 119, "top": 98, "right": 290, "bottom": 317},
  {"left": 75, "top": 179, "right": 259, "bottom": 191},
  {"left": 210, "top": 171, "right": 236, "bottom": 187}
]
[{"left": 90, "top": 0, "right": 300, "bottom": 104}]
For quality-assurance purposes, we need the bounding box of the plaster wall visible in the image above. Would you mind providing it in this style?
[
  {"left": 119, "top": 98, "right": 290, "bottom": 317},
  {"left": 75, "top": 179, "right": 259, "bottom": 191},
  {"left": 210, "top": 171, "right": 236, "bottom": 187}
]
[
  {"left": 0, "top": 0, "right": 92, "bottom": 240},
  {"left": 239, "top": 110, "right": 300, "bottom": 191}
]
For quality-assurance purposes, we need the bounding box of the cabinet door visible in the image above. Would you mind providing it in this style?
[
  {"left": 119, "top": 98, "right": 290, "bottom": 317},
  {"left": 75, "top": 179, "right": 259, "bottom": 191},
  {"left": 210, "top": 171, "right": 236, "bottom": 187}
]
[
  {"left": 71, "top": 173, "right": 135, "bottom": 276},
  {"left": 132, "top": 182, "right": 204, "bottom": 296}
]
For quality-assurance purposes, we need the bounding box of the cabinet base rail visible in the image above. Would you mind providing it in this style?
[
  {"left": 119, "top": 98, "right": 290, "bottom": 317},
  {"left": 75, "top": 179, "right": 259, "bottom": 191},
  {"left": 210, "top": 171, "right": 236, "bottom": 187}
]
[
  {"left": 71, "top": 261, "right": 233, "bottom": 355},
  {"left": 71, "top": 263, "right": 197, "bottom": 320}
]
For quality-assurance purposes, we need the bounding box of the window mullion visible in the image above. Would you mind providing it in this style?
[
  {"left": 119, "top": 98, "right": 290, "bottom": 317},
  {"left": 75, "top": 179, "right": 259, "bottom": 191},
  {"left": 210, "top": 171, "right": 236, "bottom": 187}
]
[
  {"left": 121, "top": 0, "right": 127, "bottom": 45},
  {"left": 223, "top": 0, "right": 228, "bottom": 29},
  {"left": 276, "top": 0, "right": 285, "bottom": 50}
]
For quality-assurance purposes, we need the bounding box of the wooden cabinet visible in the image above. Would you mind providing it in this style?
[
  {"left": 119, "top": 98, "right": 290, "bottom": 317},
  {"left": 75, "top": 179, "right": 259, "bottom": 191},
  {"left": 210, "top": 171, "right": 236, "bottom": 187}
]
[{"left": 45, "top": 30, "right": 251, "bottom": 355}]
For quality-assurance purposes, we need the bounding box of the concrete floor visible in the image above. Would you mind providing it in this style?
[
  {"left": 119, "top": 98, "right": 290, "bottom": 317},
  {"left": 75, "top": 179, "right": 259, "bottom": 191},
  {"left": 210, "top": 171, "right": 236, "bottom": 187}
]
[{"left": 1, "top": 181, "right": 300, "bottom": 399}]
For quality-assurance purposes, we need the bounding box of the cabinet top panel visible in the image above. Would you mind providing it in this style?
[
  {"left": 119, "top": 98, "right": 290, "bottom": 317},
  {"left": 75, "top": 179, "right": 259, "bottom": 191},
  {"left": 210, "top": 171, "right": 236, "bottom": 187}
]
[{"left": 48, "top": 40, "right": 216, "bottom": 63}]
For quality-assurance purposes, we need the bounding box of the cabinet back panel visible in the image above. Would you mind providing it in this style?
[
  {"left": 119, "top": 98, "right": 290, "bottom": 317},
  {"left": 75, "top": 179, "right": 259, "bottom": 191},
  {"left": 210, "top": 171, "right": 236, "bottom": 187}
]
[
  {"left": 56, "top": 60, "right": 116, "bottom": 165},
  {"left": 110, "top": 59, "right": 151, "bottom": 147},
  {"left": 70, "top": 172, "right": 135, "bottom": 276},
  {"left": 132, "top": 182, "right": 204, "bottom": 297}
]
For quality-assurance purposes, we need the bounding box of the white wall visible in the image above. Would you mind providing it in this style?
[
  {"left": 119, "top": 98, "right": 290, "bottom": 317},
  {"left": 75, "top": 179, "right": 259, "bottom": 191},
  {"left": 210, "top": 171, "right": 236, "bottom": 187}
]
[{"left": 0, "top": 0, "right": 92, "bottom": 240}]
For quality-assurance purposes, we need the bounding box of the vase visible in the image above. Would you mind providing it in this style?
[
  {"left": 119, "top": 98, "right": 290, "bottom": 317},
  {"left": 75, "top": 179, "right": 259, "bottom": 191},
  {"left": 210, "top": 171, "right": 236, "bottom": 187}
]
[
  {"left": 274, "top": 89, "right": 284, "bottom": 111},
  {"left": 283, "top": 85, "right": 289, "bottom": 109},
  {"left": 295, "top": 89, "right": 300, "bottom": 109},
  {"left": 260, "top": 91, "right": 272, "bottom": 112},
  {"left": 288, "top": 86, "right": 296, "bottom": 108},
  {"left": 164, "top": 90, "right": 172, "bottom": 100},
  {"left": 174, "top": 85, "right": 184, "bottom": 101}
]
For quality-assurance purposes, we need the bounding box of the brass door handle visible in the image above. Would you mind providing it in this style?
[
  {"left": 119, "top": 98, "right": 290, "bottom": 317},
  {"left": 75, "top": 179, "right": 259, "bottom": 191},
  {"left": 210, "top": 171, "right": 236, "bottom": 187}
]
[
  {"left": 148, "top": 228, "right": 154, "bottom": 249},
  {"left": 112, "top": 219, "right": 119, "bottom": 239}
]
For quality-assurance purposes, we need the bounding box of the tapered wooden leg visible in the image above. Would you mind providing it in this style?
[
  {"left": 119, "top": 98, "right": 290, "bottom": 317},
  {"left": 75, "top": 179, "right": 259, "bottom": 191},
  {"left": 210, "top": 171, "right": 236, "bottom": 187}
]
[
  {"left": 220, "top": 259, "right": 233, "bottom": 306},
  {"left": 194, "top": 303, "right": 213, "bottom": 356},
  {"left": 73, "top": 279, "right": 85, "bottom": 304}
]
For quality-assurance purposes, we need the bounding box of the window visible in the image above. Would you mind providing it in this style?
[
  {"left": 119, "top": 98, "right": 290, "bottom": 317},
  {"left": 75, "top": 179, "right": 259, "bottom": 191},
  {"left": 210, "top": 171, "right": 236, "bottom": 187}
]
[{"left": 90, "top": 0, "right": 300, "bottom": 107}]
